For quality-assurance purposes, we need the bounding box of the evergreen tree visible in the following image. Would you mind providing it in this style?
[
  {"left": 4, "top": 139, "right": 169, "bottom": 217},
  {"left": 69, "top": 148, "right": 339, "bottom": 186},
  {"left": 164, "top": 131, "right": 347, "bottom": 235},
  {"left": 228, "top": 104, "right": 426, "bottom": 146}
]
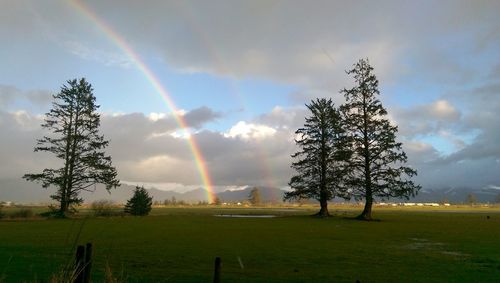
[
  {"left": 124, "top": 186, "right": 153, "bottom": 216},
  {"left": 23, "top": 78, "right": 119, "bottom": 215},
  {"left": 466, "top": 193, "right": 477, "bottom": 205},
  {"left": 248, "top": 187, "right": 262, "bottom": 205},
  {"left": 285, "top": 98, "right": 349, "bottom": 217},
  {"left": 213, "top": 196, "right": 222, "bottom": 205},
  {"left": 340, "top": 59, "right": 420, "bottom": 220}
]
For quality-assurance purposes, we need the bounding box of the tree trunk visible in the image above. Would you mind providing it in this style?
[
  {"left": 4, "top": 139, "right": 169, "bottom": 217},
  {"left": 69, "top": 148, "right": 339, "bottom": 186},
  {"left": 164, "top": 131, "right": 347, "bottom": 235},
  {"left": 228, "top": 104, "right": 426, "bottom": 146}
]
[
  {"left": 316, "top": 120, "right": 330, "bottom": 218},
  {"left": 65, "top": 106, "right": 80, "bottom": 214},
  {"left": 64, "top": 200, "right": 70, "bottom": 213},
  {"left": 59, "top": 105, "right": 74, "bottom": 216},
  {"left": 357, "top": 193, "right": 373, "bottom": 220},
  {"left": 59, "top": 195, "right": 70, "bottom": 215},
  {"left": 315, "top": 197, "right": 330, "bottom": 217},
  {"left": 358, "top": 90, "right": 373, "bottom": 221},
  {"left": 59, "top": 195, "right": 67, "bottom": 215}
]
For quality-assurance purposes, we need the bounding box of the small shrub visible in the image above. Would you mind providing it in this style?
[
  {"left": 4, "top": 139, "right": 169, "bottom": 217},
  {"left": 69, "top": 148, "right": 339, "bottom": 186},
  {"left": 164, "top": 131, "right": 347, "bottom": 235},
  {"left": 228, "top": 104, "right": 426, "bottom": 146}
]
[
  {"left": 38, "top": 205, "right": 67, "bottom": 218},
  {"left": 39, "top": 210, "right": 58, "bottom": 218},
  {"left": 91, "top": 200, "right": 115, "bottom": 217},
  {"left": 9, "top": 208, "right": 34, "bottom": 219},
  {"left": 0, "top": 206, "right": 4, "bottom": 219}
]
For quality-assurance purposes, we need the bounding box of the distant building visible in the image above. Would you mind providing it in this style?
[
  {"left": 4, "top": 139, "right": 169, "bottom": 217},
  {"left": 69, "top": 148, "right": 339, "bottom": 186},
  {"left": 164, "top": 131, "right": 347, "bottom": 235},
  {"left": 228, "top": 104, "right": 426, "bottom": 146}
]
[{"left": 0, "top": 201, "right": 13, "bottom": 206}]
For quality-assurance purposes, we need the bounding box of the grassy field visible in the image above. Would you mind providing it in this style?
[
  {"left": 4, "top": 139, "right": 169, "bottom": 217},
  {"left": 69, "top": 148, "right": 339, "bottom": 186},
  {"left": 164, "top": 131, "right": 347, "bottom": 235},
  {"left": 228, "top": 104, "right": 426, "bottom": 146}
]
[{"left": 0, "top": 206, "right": 499, "bottom": 282}]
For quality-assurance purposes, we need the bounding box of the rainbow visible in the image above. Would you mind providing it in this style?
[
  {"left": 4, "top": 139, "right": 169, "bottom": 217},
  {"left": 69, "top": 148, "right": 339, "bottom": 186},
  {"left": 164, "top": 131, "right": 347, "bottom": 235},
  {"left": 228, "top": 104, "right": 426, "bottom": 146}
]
[
  {"left": 70, "top": 0, "right": 215, "bottom": 203},
  {"left": 174, "top": 3, "right": 280, "bottom": 192}
]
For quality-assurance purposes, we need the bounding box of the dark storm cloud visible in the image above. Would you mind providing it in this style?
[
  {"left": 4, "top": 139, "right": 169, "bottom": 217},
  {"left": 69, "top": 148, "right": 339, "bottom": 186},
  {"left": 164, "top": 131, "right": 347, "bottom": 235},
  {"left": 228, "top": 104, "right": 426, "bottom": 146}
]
[{"left": 183, "top": 106, "right": 222, "bottom": 128}]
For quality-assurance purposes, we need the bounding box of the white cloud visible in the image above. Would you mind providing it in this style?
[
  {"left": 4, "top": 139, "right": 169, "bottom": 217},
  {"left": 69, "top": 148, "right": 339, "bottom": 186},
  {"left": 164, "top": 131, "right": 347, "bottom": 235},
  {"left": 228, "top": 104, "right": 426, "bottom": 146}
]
[
  {"left": 169, "top": 130, "right": 192, "bottom": 139},
  {"left": 2, "top": 97, "right": 499, "bottom": 193},
  {"left": 430, "top": 100, "right": 460, "bottom": 121},
  {"left": 224, "top": 121, "right": 277, "bottom": 140},
  {"left": 1, "top": 1, "right": 500, "bottom": 194},
  {"left": 148, "top": 112, "right": 168, "bottom": 121},
  {"left": 393, "top": 99, "right": 462, "bottom": 138},
  {"left": 120, "top": 180, "right": 201, "bottom": 192},
  {"left": 11, "top": 111, "right": 41, "bottom": 130}
]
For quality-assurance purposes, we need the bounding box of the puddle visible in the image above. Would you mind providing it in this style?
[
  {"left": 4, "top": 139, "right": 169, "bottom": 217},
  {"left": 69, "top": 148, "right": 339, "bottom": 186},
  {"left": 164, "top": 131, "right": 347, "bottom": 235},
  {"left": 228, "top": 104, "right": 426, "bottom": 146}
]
[
  {"left": 214, "top": 214, "right": 277, "bottom": 218},
  {"left": 221, "top": 208, "right": 300, "bottom": 212},
  {"left": 404, "top": 238, "right": 444, "bottom": 250},
  {"left": 441, "top": 251, "right": 469, "bottom": 257},
  {"left": 409, "top": 238, "right": 429, "bottom": 242},
  {"left": 404, "top": 238, "right": 468, "bottom": 258}
]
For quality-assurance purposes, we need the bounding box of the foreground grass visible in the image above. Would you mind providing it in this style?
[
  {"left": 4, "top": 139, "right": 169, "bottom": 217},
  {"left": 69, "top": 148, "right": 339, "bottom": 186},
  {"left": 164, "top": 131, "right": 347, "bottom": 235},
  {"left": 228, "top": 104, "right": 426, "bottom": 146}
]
[{"left": 0, "top": 206, "right": 499, "bottom": 282}]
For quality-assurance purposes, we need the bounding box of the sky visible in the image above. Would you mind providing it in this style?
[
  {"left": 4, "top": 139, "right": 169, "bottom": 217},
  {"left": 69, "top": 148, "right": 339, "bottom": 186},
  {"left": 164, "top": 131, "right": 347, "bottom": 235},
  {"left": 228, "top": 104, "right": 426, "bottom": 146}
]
[{"left": 1, "top": 0, "right": 500, "bottom": 196}]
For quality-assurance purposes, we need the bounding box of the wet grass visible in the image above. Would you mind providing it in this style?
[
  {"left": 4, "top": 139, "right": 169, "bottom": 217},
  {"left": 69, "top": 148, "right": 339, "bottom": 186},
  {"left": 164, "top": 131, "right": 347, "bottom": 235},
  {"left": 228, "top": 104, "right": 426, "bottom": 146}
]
[{"left": 0, "top": 206, "right": 499, "bottom": 282}]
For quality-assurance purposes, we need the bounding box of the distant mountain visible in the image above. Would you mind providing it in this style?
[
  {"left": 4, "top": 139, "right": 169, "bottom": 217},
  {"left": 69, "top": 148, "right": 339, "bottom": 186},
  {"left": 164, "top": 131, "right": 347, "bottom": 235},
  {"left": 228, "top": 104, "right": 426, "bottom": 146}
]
[
  {"left": 409, "top": 186, "right": 500, "bottom": 204},
  {"left": 0, "top": 178, "right": 54, "bottom": 204},
  {"left": 1, "top": 177, "right": 498, "bottom": 204},
  {"left": 217, "top": 186, "right": 286, "bottom": 203},
  {"left": 0, "top": 178, "right": 192, "bottom": 204},
  {"left": 181, "top": 188, "right": 211, "bottom": 202},
  {"left": 0, "top": 179, "right": 287, "bottom": 204}
]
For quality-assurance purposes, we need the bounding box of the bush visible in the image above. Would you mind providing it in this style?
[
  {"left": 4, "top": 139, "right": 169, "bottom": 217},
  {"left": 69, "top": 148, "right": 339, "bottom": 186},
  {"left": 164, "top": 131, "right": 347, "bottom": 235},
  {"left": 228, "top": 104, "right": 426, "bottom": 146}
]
[
  {"left": 0, "top": 206, "right": 4, "bottom": 219},
  {"left": 124, "top": 186, "right": 153, "bottom": 216},
  {"left": 38, "top": 205, "right": 67, "bottom": 218},
  {"left": 91, "top": 200, "right": 116, "bottom": 217},
  {"left": 9, "top": 208, "right": 34, "bottom": 218}
]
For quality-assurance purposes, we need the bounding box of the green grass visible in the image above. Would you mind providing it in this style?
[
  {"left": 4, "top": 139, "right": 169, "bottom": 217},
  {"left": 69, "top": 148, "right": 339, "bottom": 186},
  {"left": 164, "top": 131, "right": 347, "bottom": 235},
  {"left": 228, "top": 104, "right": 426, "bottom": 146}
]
[{"left": 0, "top": 206, "right": 499, "bottom": 282}]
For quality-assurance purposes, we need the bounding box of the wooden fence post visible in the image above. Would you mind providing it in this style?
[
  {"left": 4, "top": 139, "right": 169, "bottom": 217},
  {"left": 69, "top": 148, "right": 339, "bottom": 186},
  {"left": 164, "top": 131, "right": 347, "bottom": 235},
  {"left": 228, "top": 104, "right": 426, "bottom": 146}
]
[
  {"left": 83, "top": 243, "right": 92, "bottom": 283},
  {"left": 75, "top": 245, "right": 85, "bottom": 283},
  {"left": 213, "top": 257, "right": 221, "bottom": 283},
  {"left": 74, "top": 243, "right": 92, "bottom": 283}
]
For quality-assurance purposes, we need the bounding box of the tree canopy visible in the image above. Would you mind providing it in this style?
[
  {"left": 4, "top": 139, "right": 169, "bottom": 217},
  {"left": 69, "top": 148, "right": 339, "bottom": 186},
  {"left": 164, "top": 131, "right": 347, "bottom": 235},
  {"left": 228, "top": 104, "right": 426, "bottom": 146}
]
[
  {"left": 285, "top": 98, "right": 349, "bottom": 217},
  {"left": 23, "top": 78, "right": 119, "bottom": 215},
  {"left": 124, "top": 186, "right": 153, "bottom": 216},
  {"left": 340, "top": 59, "right": 420, "bottom": 220}
]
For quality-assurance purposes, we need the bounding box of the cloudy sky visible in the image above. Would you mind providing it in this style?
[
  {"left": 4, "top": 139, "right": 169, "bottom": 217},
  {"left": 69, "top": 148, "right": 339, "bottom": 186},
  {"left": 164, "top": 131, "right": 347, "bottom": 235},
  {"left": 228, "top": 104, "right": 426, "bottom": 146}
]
[{"left": 1, "top": 0, "right": 500, "bottom": 195}]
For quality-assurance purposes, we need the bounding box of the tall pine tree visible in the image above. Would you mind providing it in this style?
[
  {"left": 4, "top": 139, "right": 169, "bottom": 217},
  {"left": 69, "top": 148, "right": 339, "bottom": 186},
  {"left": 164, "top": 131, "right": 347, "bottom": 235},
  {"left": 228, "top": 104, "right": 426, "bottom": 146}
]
[
  {"left": 285, "top": 98, "right": 349, "bottom": 217},
  {"left": 23, "top": 78, "right": 119, "bottom": 215},
  {"left": 340, "top": 59, "right": 420, "bottom": 220}
]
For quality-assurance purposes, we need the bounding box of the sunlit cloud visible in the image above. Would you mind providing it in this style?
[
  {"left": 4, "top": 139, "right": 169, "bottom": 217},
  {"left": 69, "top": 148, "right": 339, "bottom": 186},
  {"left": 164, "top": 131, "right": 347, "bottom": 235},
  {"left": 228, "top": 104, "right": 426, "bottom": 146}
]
[{"left": 224, "top": 121, "right": 277, "bottom": 140}]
